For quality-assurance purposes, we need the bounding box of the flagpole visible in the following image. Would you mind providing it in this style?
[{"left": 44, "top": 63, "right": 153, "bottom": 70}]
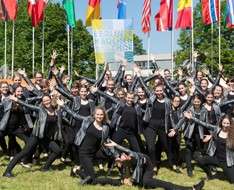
[
  {"left": 171, "top": 1, "right": 174, "bottom": 79},
  {"left": 218, "top": 0, "right": 221, "bottom": 67},
  {"left": 32, "top": 27, "right": 35, "bottom": 76},
  {"left": 67, "top": 27, "right": 70, "bottom": 77},
  {"left": 147, "top": 32, "right": 150, "bottom": 76},
  {"left": 11, "top": 21, "right": 15, "bottom": 78},
  {"left": 211, "top": 23, "right": 214, "bottom": 75},
  {"left": 70, "top": 29, "right": 73, "bottom": 81},
  {"left": 42, "top": 19, "right": 45, "bottom": 74},
  {"left": 4, "top": 21, "right": 7, "bottom": 79},
  {"left": 191, "top": 0, "right": 194, "bottom": 73}
]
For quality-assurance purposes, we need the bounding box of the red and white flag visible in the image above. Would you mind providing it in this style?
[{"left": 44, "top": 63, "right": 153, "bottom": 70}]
[
  {"left": 0, "top": 0, "right": 18, "bottom": 21},
  {"left": 142, "top": 0, "right": 151, "bottom": 33},
  {"left": 155, "top": 0, "right": 173, "bottom": 31},
  {"left": 28, "top": 0, "right": 47, "bottom": 27}
]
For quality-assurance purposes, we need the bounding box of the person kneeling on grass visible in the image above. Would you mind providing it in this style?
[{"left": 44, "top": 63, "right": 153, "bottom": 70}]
[{"left": 101, "top": 140, "right": 205, "bottom": 190}]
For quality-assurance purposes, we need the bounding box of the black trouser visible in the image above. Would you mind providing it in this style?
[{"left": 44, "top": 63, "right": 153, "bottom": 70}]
[
  {"left": 79, "top": 151, "right": 120, "bottom": 186},
  {"left": 143, "top": 166, "right": 192, "bottom": 190},
  {"left": 167, "top": 133, "right": 180, "bottom": 166},
  {"left": 185, "top": 134, "right": 203, "bottom": 172},
  {"left": 0, "top": 136, "right": 7, "bottom": 153},
  {"left": 112, "top": 128, "right": 141, "bottom": 152},
  {"left": 143, "top": 127, "right": 171, "bottom": 167},
  {"left": 143, "top": 168, "right": 192, "bottom": 190},
  {"left": 197, "top": 155, "right": 234, "bottom": 184},
  {"left": 61, "top": 125, "right": 80, "bottom": 165},
  {"left": 4, "top": 136, "right": 62, "bottom": 174},
  {"left": 0, "top": 128, "right": 29, "bottom": 157}
]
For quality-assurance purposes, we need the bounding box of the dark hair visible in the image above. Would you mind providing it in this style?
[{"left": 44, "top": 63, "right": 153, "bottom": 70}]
[
  {"left": 212, "top": 85, "right": 224, "bottom": 94},
  {"left": 219, "top": 115, "right": 234, "bottom": 150},
  {"left": 164, "top": 69, "right": 170, "bottom": 73},
  {"left": 201, "top": 78, "right": 209, "bottom": 84}
]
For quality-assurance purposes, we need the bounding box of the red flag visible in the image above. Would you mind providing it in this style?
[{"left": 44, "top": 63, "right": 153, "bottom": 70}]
[
  {"left": 175, "top": 0, "right": 192, "bottom": 29},
  {"left": 142, "top": 0, "right": 151, "bottom": 33},
  {"left": 0, "top": 0, "right": 17, "bottom": 20},
  {"left": 155, "top": 0, "right": 173, "bottom": 31},
  {"left": 28, "top": 0, "right": 47, "bottom": 27}
]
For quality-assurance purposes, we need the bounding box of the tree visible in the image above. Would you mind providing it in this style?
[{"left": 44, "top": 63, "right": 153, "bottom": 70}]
[
  {"left": 175, "top": 2, "right": 234, "bottom": 77},
  {"left": 133, "top": 33, "right": 146, "bottom": 55}
]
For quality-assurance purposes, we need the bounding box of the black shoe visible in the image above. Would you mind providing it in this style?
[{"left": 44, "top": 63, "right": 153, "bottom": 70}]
[
  {"left": 193, "top": 179, "right": 205, "bottom": 190},
  {"left": 80, "top": 176, "right": 92, "bottom": 185},
  {"left": 3, "top": 172, "right": 14, "bottom": 178},
  {"left": 187, "top": 169, "right": 193, "bottom": 177}
]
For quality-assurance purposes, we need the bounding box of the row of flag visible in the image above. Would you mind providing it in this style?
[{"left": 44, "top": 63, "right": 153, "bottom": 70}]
[
  {"left": 0, "top": 0, "right": 233, "bottom": 30},
  {"left": 145, "top": 0, "right": 234, "bottom": 33}
]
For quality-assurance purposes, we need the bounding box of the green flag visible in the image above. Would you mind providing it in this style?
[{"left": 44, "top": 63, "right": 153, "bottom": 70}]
[{"left": 63, "top": 0, "right": 76, "bottom": 28}]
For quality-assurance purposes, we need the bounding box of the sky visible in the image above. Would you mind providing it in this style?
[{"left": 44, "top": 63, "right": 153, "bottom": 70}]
[
  {"left": 72, "top": 0, "right": 181, "bottom": 54},
  {"left": 71, "top": 0, "right": 198, "bottom": 54}
]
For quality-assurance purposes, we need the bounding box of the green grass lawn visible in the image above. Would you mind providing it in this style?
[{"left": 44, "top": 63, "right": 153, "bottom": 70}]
[{"left": 0, "top": 153, "right": 234, "bottom": 190}]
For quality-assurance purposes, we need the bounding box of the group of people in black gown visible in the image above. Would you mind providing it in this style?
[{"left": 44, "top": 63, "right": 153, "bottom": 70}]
[{"left": 0, "top": 50, "right": 234, "bottom": 190}]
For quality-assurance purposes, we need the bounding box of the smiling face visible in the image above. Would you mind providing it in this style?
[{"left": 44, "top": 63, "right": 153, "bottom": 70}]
[
  {"left": 205, "top": 93, "right": 214, "bottom": 104},
  {"left": 137, "top": 87, "right": 145, "bottom": 100},
  {"left": 213, "top": 85, "right": 223, "bottom": 98},
  {"left": 15, "top": 86, "right": 23, "bottom": 98},
  {"left": 178, "top": 84, "right": 186, "bottom": 96},
  {"left": 221, "top": 118, "right": 231, "bottom": 132},
  {"left": 192, "top": 96, "right": 202, "bottom": 109},
  {"left": 42, "top": 96, "right": 52, "bottom": 109},
  {"left": 79, "top": 87, "right": 88, "bottom": 100},
  {"left": 35, "top": 73, "right": 43, "bottom": 84},
  {"left": 196, "top": 71, "right": 203, "bottom": 81},
  {"left": 125, "top": 93, "right": 134, "bottom": 106},
  {"left": 172, "top": 96, "right": 181, "bottom": 108},
  {"left": 201, "top": 79, "right": 208, "bottom": 91},
  {"left": 13, "top": 76, "right": 22, "bottom": 86},
  {"left": 94, "top": 108, "right": 105, "bottom": 124},
  {"left": 125, "top": 75, "right": 133, "bottom": 85},
  {"left": 0, "top": 83, "right": 9, "bottom": 95},
  {"left": 154, "top": 85, "right": 164, "bottom": 99},
  {"left": 107, "top": 80, "right": 115, "bottom": 92}
]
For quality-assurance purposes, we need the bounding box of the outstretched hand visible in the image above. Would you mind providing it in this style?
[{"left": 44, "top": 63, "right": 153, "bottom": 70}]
[
  {"left": 9, "top": 95, "right": 18, "bottom": 102},
  {"left": 56, "top": 99, "right": 65, "bottom": 107}
]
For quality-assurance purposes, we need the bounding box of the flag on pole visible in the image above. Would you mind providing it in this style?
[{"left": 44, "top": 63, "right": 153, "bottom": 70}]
[
  {"left": 201, "top": 0, "right": 219, "bottom": 25},
  {"left": 175, "top": 0, "right": 192, "bottom": 29},
  {"left": 117, "top": 0, "right": 127, "bottom": 19},
  {"left": 226, "top": 0, "right": 234, "bottom": 28},
  {"left": 63, "top": 0, "right": 76, "bottom": 28},
  {"left": 0, "top": 0, "right": 17, "bottom": 21},
  {"left": 155, "top": 0, "right": 173, "bottom": 31},
  {"left": 28, "top": 0, "right": 47, "bottom": 27},
  {"left": 142, "top": 0, "right": 151, "bottom": 33},
  {"left": 86, "top": 0, "right": 101, "bottom": 26}
]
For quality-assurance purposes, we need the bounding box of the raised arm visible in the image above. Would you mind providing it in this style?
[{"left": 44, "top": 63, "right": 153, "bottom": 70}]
[
  {"left": 115, "top": 66, "right": 125, "bottom": 87},
  {"left": 56, "top": 86, "right": 74, "bottom": 101},
  {"left": 138, "top": 76, "right": 151, "bottom": 98},
  {"left": 14, "top": 98, "right": 40, "bottom": 112},
  {"left": 75, "top": 74, "right": 95, "bottom": 84},
  {"left": 62, "top": 105, "right": 88, "bottom": 121},
  {"left": 94, "top": 64, "right": 109, "bottom": 87},
  {"left": 162, "top": 77, "right": 179, "bottom": 96},
  {"left": 96, "top": 90, "right": 119, "bottom": 104},
  {"left": 184, "top": 111, "right": 216, "bottom": 131}
]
